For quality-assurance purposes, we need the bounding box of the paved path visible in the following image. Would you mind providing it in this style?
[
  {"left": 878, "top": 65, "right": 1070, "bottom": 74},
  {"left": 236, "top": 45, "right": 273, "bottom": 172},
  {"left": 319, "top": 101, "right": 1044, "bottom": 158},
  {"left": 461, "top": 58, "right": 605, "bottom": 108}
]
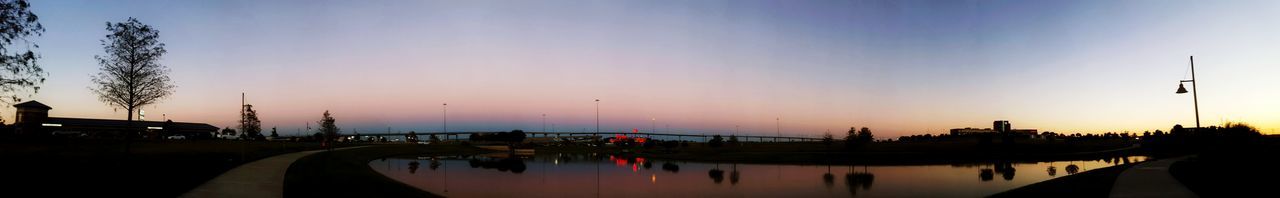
[
  {"left": 1110, "top": 155, "right": 1198, "bottom": 198},
  {"left": 181, "top": 146, "right": 367, "bottom": 198}
]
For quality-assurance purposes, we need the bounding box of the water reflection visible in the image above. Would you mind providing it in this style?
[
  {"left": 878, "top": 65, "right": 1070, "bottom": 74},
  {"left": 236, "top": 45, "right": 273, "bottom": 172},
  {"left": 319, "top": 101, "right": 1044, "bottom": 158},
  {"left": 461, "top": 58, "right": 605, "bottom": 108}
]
[
  {"left": 845, "top": 166, "right": 875, "bottom": 196},
  {"left": 729, "top": 164, "right": 740, "bottom": 185},
  {"left": 662, "top": 162, "right": 680, "bottom": 173},
  {"left": 708, "top": 164, "right": 725, "bottom": 184},
  {"left": 372, "top": 154, "right": 1148, "bottom": 197},
  {"left": 467, "top": 158, "right": 527, "bottom": 174},
  {"left": 1066, "top": 164, "right": 1080, "bottom": 174},
  {"left": 822, "top": 165, "right": 835, "bottom": 188}
]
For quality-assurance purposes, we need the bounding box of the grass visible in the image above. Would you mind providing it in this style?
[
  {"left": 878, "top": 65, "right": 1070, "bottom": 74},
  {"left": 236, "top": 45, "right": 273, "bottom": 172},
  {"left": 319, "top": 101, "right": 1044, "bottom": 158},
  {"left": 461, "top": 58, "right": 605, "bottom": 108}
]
[
  {"left": 1167, "top": 136, "right": 1280, "bottom": 197},
  {"left": 282, "top": 144, "right": 490, "bottom": 198},
  {"left": 988, "top": 163, "right": 1135, "bottom": 198},
  {"left": 0, "top": 138, "right": 335, "bottom": 198}
]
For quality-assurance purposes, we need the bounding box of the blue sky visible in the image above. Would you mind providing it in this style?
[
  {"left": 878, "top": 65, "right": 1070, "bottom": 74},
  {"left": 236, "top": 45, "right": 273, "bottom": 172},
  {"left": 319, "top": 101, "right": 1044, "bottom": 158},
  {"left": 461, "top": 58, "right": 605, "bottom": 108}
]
[{"left": 18, "top": 0, "right": 1280, "bottom": 137}]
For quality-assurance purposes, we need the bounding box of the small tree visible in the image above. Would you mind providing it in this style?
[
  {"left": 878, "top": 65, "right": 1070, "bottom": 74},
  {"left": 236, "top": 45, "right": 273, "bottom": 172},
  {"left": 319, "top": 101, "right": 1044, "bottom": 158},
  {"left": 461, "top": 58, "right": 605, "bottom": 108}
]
[
  {"left": 405, "top": 131, "right": 417, "bottom": 142},
  {"left": 317, "top": 110, "right": 339, "bottom": 145},
  {"left": 822, "top": 132, "right": 835, "bottom": 147},
  {"left": 708, "top": 135, "right": 725, "bottom": 148},
  {"left": 429, "top": 134, "right": 442, "bottom": 144},
  {"left": 508, "top": 130, "right": 527, "bottom": 145},
  {"left": 239, "top": 104, "right": 261, "bottom": 140},
  {"left": 269, "top": 127, "right": 279, "bottom": 139},
  {"left": 844, "top": 127, "right": 857, "bottom": 147},
  {"left": 220, "top": 127, "right": 236, "bottom": 138},
  {"left": 857, "top": 127, "right": 873, "bottom": 143},
  {"left": 727, "top": 135, "right": 740, "bottom": 146}
]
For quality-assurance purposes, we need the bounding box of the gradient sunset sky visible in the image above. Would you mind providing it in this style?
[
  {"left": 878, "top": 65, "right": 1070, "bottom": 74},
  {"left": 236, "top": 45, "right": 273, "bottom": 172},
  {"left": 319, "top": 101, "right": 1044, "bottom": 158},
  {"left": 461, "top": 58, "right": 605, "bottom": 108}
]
[{"left": 18, "top": 0, "right": 1280, "bottom": 137}]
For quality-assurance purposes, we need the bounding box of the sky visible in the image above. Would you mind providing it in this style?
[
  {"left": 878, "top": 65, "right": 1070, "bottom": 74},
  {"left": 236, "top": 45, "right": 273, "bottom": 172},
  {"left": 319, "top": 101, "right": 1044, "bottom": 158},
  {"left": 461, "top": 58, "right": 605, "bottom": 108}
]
[{"left": 15, "top": 0, "right": 1280, "bottom": 137}]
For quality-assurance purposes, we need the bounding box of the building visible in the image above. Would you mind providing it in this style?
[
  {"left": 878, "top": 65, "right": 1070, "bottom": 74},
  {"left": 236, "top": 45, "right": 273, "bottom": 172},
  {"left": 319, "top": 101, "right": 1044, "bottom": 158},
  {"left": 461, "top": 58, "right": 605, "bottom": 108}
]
[
  {"left": 950, "top": 128, "right": 997, "bottom": 136},
  {"left": 11, "top": 101, "right": 218, "bottom": 138},
  {"left": 950, "top": 120, "right": 1037, "bottom": 136}
]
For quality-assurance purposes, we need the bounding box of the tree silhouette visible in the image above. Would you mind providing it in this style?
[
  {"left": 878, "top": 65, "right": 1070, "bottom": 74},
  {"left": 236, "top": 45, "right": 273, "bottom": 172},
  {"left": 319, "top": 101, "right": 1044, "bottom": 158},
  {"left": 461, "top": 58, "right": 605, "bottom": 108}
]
[
  {"left": 239, "top": 104, "right": 261, "bottom": 140},
  {"left": 0, "top": 0, "right": 46, "bottom": 107},
  {"left": 844, "top": 127, "right": 857, "bottom": 147},
  {"left": 90, "top": 17, "right": 173, "bottom": 152},
  {"left": 708, "top": 135, "right": 724, "bottom": 148},
  {"left": 317, "top": 110, "right": 339, "bottom": 145},
  {"left": 269, "top": 127, "right": 279, "bottom": 139},
  {"left": 857, "top": 127, "right": 873, "bottom": 143},
  {"left": 727, "top": 134, "right": 739, "bottom": 146},
  {"left": 821, "top": 132, "right": 834, "bottom": 147},
  {"left": 220, "top": 127, "right": 236, "bottom": 137}
]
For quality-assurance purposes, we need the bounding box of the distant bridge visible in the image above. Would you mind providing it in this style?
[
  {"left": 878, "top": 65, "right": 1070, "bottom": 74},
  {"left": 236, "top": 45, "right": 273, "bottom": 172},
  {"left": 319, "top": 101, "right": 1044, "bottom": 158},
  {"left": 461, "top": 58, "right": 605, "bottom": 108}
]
[{"left": 330, "top": 131, "right": 822, "bottom": 142}]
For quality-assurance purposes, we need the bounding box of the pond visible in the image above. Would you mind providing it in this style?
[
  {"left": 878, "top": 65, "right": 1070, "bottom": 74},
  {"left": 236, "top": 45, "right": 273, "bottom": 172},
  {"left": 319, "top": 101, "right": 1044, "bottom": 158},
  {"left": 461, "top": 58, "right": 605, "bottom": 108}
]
[{"left": 370, "top": 153, "right": 1147, "bottom": 197}]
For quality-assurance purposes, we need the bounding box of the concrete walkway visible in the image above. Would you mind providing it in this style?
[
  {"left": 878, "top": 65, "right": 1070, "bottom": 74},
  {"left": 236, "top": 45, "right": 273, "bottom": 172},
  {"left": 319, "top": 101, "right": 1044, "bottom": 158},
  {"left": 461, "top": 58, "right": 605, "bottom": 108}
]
[
  {"left": 181, "top": 146, "right": 366, "bottom": 198},
  {"left": 1110, "top": 155, "right": 1198, "bottom": 198}
]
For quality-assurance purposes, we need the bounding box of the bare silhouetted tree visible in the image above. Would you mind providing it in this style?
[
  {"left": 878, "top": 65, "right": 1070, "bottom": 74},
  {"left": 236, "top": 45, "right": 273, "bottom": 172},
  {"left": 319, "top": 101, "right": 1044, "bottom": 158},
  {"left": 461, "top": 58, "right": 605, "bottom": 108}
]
[
  {"left": 90, "top": 17, "right": 173, "bottom": 150},
  {"left": 0, "top": 0, "right": 45, "bottom": 110}
]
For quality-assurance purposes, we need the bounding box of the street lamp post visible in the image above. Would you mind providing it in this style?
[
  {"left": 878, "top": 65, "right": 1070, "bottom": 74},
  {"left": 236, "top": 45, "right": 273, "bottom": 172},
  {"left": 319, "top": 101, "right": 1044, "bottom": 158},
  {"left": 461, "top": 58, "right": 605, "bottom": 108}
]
[
  {"left": 1176, "top": 56, "right": 1201, "bottom": 129},
  {"left": 443, "top": 103, "right": 448, "bottom": 133},
  {"left": 775, "top": 117, "right": 781, "bottom": 142},
  {"left": 595, "top": 99, "right": 600, "bottom": 134},
  {"left": 651, "top": 118, "right": 656, "bottom": 134},
  {"left": 542, "top": 114, "right": 546, "bottom": 132}
]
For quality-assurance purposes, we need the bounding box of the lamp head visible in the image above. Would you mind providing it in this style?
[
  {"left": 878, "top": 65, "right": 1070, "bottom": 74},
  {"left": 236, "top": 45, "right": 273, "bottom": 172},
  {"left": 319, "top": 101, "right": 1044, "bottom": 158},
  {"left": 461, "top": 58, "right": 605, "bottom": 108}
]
[{"left": 1176, "top": 83, "right": 1189, "bottom": 94}]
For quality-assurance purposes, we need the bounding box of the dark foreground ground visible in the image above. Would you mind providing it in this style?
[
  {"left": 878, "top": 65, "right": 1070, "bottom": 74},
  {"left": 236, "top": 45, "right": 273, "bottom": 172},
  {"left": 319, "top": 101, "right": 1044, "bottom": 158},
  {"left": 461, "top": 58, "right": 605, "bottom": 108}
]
[
  {"left": 283, "top": 144, "right": 490, "bottom": 198},
  {"left": 0, "top": 138, "right": 335, "bottom": 197}
]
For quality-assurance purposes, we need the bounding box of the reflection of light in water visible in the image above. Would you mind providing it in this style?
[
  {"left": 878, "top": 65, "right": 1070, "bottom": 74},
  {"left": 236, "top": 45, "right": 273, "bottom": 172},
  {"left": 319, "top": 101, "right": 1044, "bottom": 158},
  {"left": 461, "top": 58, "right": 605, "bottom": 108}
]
[{"left": 651, "top": 174, "right": 657, "bottom": 183}]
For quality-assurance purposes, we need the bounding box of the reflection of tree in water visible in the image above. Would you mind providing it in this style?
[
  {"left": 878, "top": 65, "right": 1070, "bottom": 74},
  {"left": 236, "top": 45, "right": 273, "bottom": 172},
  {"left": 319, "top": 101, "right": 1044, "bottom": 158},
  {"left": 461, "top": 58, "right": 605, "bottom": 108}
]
[
  {"left": 1065, "top": 164, "right": 1080, "bottom": 175},
  {"left": 845, "top": 166, "right": 875, "bottom": 196},
  {"left": 980, "top": 169, "right": 994, "bottom": 181},
  {"left": 1047, "top": 163, "right": 1057, "bottom": 177},
  {"left": 708, "top": 164, "right": 725, "bottom": 184},
  {"left": 822, "top": 165, "right": 834, "bottom": 189},
  {"left": 467, "top": 158, "right": 527, "bottom": 174},
  {"left": 995, "top": 162, "right": 1016, "bottom": 181},
  {"left": 662, "top": 162, "right": 680, "bottom": 173},
  {"left": 978, "top": 162, "right": 1016, "bottom": 181},
  {"left": 409, "top": 161, "right": 421, "bottom": 174},
  {"left": 429, "top": 159, "right": 442, "bottom": 170},
  {"left": 729, "top": 164, "right": 740, "bottom": 185}
]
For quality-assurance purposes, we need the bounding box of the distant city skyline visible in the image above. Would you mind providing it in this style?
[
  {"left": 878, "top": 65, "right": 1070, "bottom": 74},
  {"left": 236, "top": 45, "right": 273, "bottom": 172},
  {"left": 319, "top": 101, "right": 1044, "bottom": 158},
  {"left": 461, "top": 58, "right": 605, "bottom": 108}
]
[{"left": 16, "top": 0, "right": 1280, "bottom": 137}]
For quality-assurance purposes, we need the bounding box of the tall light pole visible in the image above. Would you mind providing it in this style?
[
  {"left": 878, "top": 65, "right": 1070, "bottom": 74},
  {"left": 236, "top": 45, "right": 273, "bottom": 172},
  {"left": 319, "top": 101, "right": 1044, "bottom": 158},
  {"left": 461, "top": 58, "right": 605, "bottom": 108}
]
[
  {"left": 1176, "top": 56, "right": 1201, "bottom": 129},
  {"left": 776, "top": 117, "right": 781, "bottom": 142},
  {"left": 542, "top": 114, "right": 547, "bottom": 132},
  {"left": 651, "top": 118, "right": 656, "bottom": 134},
  {"left": 595, "top": 99, "right": 600, "bottom": 133},
  {"left": 442, "top": 103, "right": 448, "bottom": 133}
]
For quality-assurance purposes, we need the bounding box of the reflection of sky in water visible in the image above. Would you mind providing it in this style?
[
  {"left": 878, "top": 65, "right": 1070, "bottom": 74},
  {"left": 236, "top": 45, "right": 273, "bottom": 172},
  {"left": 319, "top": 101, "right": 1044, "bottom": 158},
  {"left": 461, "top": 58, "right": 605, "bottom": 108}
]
[{"left": 370, "top": 154, "right": 1147, "bottom": 197}]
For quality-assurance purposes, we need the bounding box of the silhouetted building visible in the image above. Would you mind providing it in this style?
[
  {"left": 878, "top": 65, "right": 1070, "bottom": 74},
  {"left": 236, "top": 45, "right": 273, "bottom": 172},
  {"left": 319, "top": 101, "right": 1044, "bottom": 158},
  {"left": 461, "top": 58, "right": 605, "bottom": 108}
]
[
  {"left": 950, "top": 120, "right": 1037, "bottom": 136},
  {"left": 11, "top": 101, "right": 218, "bottom": 138}
]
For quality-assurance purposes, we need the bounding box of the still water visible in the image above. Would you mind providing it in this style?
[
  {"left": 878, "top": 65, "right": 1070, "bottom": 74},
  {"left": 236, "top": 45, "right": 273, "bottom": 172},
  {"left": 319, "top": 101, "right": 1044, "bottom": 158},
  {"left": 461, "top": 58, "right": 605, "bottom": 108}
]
[{"left": 371, "top": 153, "right": 1146, "bottom": 197}]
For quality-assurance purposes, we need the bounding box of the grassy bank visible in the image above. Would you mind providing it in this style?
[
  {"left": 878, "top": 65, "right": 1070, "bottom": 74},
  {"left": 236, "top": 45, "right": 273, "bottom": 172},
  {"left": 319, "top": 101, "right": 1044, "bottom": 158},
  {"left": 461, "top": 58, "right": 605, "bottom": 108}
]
[
  {"left": 0, "top": 139, "right": 336, "bottom": 197},
  {"left": 1167, "top": 136, "right": 1280, "bottom": 197},
  {"left": 283, "top": 144, "right": 490, "bottom": 198},
  {"left": 988, "top": 163, "right": 1135, "bottom": 197}
]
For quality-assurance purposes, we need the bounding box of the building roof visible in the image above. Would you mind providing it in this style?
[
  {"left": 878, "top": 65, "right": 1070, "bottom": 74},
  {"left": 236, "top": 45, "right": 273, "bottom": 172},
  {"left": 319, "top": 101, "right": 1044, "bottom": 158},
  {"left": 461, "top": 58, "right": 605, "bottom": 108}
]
[
  {"left": 45, "top": 117, "right": 219, "bottom": 132},
  {"left": 14, "top": 100, "right": 52, "bottom": 110}
]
